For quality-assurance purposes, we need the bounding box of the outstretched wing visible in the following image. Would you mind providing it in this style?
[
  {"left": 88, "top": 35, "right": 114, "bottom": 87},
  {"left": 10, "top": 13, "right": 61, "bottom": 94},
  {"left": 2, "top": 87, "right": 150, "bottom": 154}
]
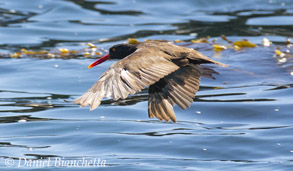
[
  {"left": 148, "top": 64, "right": 202, "bottom": 123},
  {"left": 148, "top": 41, "right": 228, "bottom": 67},
  {"left": 74, "top": 48, "right": 179, "bottom": 110}
]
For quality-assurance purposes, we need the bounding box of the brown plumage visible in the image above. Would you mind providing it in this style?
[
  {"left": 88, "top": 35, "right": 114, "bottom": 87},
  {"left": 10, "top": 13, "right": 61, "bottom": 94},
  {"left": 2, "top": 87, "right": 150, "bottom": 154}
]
[{"left": 74, "top": 41, "right": 227, "bottom": 122}]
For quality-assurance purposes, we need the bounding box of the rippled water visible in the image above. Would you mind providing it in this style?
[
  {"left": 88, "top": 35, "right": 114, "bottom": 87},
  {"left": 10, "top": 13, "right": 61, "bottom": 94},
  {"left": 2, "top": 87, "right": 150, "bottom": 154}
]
[{"left": 1, "top": 0, "right": 293, "bottom": 170}]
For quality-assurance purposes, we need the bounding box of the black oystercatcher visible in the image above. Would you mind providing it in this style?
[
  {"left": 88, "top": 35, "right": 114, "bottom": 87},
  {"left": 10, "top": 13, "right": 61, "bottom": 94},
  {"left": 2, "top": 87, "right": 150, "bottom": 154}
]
[{"left": 74, "top": 41, "right": 227, "bottom": 122}]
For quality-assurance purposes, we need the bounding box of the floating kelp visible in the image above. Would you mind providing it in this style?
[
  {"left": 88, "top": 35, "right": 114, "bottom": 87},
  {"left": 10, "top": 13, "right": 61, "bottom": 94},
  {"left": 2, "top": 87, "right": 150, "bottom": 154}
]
[
  {"left": 1, "top": 37, "right": 292, "bottom": 72},
  {"left": 1, "top": 43, "right": 106, "bottom": 59},
  {"left": 128, "top": 38, "right": 140, "bottom": 44},
  {"left": 233, "top": 40, "right": 257, "bottom": 48},
  {"left": 213, "top": 44, "right": 227, "bottom": 52}
]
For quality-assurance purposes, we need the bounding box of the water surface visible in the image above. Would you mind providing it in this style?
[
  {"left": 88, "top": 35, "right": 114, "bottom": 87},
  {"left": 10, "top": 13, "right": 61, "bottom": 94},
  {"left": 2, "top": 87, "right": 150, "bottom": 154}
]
[{"left": 0, "top": 0, "right": 293, "bottom": 170}]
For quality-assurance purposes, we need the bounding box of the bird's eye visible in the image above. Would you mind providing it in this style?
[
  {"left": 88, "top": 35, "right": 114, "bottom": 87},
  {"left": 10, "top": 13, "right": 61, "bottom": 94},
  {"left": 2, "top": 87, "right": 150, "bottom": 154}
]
[{"left": 112, "top": 48, "right": 116, "bottom": 52}]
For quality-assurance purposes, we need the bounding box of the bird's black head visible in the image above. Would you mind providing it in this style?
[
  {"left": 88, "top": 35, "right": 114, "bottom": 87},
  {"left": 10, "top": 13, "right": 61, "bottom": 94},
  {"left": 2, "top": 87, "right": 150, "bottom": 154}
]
[
  {"left": 109, "top": 43, "right": 137, "bottom": 59},
  {"left": 88, "top": 43, "right": 137, "bottom": 69}
]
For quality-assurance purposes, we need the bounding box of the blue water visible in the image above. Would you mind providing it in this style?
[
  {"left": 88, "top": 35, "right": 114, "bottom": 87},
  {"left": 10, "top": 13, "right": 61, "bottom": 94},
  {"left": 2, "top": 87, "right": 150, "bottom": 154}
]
[{"left": 0, "top": 0, "right": 293, "bottom": 170}]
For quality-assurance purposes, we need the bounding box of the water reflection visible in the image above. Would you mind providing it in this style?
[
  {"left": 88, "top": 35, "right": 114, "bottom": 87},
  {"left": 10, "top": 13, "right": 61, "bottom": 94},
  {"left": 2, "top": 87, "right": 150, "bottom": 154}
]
[
  {"left": 266, "top": 84, "right": 293, "bottom": 90},
  {"left": 24, "top": 154, "right": 59, "bottom": 160},
  {"left": 0, "top": 90, "right": 73, "bottom": 113},
  {"left": 0, "top": 86, "right": 278, "bottom": 114},
  {"left": 0, "top": 115, "right": 53, "bottom": 123},
  {"left": 1, "top": 1, "right": 292, "bottom": 48},
  {"left": 0, "top": 142, "right": 50, "bottom": 150},
  {"left": 0, "top": 8, "right": 36, "bottom": 27},
  {"left": 70, "top": 0, "right": 144, "bottom": 15}
]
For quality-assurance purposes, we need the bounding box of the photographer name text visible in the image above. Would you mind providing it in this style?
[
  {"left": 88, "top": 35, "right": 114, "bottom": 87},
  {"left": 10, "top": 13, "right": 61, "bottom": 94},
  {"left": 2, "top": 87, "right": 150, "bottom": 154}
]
[{"left": 4, "top": 157, "right": 106, "bottom": 168}]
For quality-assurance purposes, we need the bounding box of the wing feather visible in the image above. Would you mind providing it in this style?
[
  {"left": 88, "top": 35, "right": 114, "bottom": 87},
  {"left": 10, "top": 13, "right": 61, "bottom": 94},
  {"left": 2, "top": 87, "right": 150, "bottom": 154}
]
[
  {"left": 74, "top": 48, "right": 179, "bottom": 110},
  {"left": 148, "top": 64, "right": 202, "bottom": 122}
]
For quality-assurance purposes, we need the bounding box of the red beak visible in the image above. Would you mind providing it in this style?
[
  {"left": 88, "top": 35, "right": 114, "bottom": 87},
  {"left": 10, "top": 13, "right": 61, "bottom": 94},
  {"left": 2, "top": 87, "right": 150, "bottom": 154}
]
[{"left": 88, "top": 54, "right": 110, "bottom": 68}]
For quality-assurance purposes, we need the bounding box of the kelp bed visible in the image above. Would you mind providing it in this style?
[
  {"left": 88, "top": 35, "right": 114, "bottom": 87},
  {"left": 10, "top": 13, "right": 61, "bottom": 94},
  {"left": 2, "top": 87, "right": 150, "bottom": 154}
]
[{"left": 1, "top": 36, "right": 293, "bottom": 76}]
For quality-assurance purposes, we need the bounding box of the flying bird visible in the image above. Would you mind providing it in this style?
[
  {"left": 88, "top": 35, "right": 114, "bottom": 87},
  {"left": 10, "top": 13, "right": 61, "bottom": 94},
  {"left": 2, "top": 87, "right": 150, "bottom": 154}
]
[{"left": 74, "top": 41, "right": 227, "bottom": 122}]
